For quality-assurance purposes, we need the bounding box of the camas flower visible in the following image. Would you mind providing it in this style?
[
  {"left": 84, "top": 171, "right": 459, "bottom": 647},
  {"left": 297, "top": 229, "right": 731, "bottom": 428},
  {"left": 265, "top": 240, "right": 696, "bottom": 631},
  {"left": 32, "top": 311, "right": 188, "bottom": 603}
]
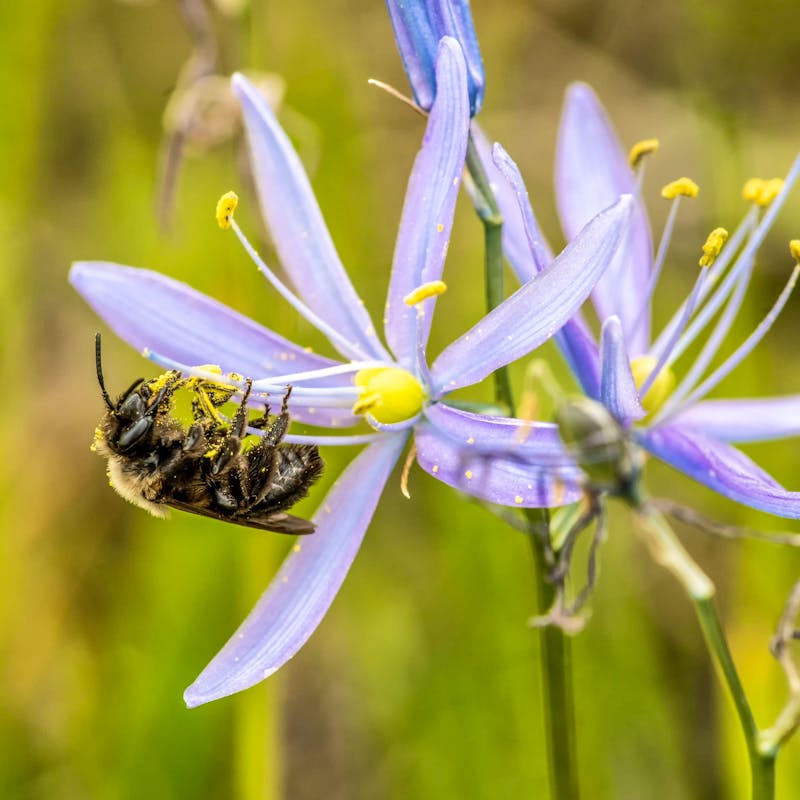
[
  {"left": 70, "top": 42, "right": 632, "bottom": 706},
  {"left": 385, "top": 0, "right": 484, "bottom": 116},
  {"left": 479, "top": 82, "right": 800, "bottom": 518}
]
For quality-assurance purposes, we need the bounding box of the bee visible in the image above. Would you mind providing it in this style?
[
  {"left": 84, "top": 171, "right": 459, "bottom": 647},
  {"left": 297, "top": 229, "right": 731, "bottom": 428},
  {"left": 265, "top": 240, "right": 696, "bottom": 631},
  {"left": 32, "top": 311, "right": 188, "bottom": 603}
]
[{"left": 92, "top": 334, "right": 323, "bottom": 534}]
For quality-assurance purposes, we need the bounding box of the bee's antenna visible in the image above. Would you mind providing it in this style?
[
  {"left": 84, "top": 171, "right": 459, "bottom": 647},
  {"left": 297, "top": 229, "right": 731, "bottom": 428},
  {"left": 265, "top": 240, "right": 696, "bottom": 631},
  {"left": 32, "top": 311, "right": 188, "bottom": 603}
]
[{"left": 95, "top": 333, "right": 114, "bottom": 410}]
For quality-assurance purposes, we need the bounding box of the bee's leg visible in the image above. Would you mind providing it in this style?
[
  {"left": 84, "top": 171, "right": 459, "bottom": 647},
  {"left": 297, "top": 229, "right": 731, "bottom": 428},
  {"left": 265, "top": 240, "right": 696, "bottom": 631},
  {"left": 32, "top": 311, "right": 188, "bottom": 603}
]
[
  {"left": 254, "top": 385, "right": 292, "bottom": 447},
  {"left": 210, "top": 380, "right": 253, "bottom": 476},
  {"left": 183, "top": 422, "right": 206, "bottom": 454}
]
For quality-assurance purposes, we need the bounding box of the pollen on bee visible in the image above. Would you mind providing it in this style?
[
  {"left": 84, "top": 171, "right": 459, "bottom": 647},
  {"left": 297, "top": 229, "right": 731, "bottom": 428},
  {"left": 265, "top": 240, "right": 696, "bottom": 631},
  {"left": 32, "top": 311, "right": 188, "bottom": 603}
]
[
  {"left": 628, "top": 138, "right": 659, "bottom": 168},
  {"left": 661, "top": 177, "right": 699, "bottom": 200},
  {"left": 216, "top": 191, "right": 239, "bottom": 228}
]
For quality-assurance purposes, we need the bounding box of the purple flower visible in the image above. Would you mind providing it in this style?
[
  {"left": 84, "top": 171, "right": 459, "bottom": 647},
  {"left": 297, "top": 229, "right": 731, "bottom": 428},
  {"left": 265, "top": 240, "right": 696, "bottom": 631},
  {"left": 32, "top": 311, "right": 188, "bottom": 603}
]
[
  {"left": 480, "top": 82, "right": 800, "bottom": 518},
  {"left": 70, "top": 45, "right": 632, "bottom": 706},
  {"left": 385, "top": 0, "right": 484, "bottom": 115}
]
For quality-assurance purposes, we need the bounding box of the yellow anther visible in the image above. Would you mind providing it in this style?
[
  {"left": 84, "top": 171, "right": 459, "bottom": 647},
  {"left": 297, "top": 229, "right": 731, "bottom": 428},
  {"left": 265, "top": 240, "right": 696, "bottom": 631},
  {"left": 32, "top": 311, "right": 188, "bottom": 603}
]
[
  {"left": 742, "top": 177, "right": 764, "bottom": 203},
  {"left": 216, "top": 191, "right": 239, "bottom": 228},
  {"left": 628, "top": 138, "right": 660, "bottom": 168},
  {"left": 790, "top": 240, "right": 800, "bottom": 264},
  {"left": 353, "top": 367, "right": 425, "bottom": 424},
  {"left": 661, "top": 177, "right": 699, "bottom": 200},
  {"left": 699, "top": 227, "right": 729, "bottom": 267},
  {"left": 758, "top": 178, "right": 784, "bottom": 206},
  {"left": 743, "top": 177, "right": 784, "bottom": 207},
  {"left": 630, "top": 355, "right": 676, "bottom": 416},
  {"left": 403, "top": 280, "right": 448, "bottom": 307}
]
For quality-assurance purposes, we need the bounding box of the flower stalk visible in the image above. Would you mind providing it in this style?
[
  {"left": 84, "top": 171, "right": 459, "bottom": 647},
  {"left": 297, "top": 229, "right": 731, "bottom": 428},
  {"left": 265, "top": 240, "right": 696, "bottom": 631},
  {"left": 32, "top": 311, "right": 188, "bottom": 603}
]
[
  {"left": 634, "top": 505, "right": 780, "bottom": 799},
  {"left": 465, "top": 132, "right": 513, "bottom": 414},
  {"left": 526, "top": 509, "right": 580, "bottom": 800},
  {"left": 466, "top": 130, "right": 581, "bottom": 798}
]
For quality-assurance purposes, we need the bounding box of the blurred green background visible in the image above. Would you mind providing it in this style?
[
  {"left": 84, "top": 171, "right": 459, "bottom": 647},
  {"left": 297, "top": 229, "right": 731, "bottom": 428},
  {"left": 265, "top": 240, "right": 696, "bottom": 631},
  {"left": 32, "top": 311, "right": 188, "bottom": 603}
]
[{"left": 2, "top": 1, "right": 800, "bottom": 797}]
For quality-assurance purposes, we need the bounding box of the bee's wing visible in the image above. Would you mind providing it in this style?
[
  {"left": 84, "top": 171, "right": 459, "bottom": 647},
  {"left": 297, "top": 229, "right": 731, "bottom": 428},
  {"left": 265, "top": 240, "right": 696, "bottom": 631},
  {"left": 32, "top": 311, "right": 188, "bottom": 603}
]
[
  {"left": 163, "top": 498, "right": 316, "bottom": 535},
  {"left": 233, "top": 511, "right": 317, "bottom": 536}
]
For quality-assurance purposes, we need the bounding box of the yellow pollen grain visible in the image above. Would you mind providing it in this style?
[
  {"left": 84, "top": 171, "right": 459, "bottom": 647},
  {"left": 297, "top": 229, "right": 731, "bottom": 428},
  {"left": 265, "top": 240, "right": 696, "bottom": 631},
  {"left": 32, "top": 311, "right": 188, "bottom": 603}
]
[
  {"left": 403, "top": 280, "right": 448, "bottom": 306},
  {"left": 465, "top": 470, "right": 473, "bottom": 480},
  {"left": 432, "top": 465, "right": 439, "bottom": 474},
  {"left": 514, "top": 495, "right": 523, "bottom": 505},
  {"left": 699, "top": 227, "right": 729, "bottom": 267},
  {"left": 628, "top": 138, "right": 659, "bottom": 168},
  {"left": 293, "top": 544, "right": 302, "bottom": 553},
  {"left": 467, "top": 437, "right": 474, "bottom": 445},
  {"left": 437, "top": 223, "right": 444, "bottom": 233},
  {"left": 790, "top": 240, "right": 800, "bottom": 264},
  {"left": 216, "top": 191, "right": 238, "bottom": 228},
  {"left": 661, "top": 177, "right": 699, "bottom": 200}
]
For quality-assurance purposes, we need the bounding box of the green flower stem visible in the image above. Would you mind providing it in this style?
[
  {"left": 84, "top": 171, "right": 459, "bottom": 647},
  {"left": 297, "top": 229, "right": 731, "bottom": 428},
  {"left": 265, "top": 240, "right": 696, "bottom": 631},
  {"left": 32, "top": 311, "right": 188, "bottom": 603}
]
[
  {"left": 527, "top": 509, "right": 580, "bottom": 800},
  {"left": 465, "top": 131, "right": 513, "bottom": 414},
  {"left": 465, "top": 131, "right": 579, "bottom": 798},
  {"left": 634, "top": 506, "right": 775, "bottom": 799}
]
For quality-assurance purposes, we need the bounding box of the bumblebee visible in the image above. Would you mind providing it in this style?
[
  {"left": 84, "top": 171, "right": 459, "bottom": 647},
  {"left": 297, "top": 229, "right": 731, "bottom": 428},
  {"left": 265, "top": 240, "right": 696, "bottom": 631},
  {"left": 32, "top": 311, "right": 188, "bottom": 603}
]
[{"left": 93, "top": 334, "right": 323, "bottom": 534}]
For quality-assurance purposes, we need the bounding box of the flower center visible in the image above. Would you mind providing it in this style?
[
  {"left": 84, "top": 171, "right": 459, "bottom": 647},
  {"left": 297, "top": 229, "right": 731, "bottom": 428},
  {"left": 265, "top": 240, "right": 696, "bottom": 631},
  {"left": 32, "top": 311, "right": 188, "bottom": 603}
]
[
  {"left": 352, "top": 367, "right": 425, "bottom": 424},
  {"left": 630, "top": 355, "right": 675, "bottom": 416}
]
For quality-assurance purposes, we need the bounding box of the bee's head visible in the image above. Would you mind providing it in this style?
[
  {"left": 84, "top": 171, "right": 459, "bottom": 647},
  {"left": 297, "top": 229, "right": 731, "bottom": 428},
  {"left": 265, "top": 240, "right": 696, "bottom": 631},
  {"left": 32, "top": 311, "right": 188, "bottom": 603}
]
[{"left": 95, "top": 333, "right": 173, "bottom": 452}]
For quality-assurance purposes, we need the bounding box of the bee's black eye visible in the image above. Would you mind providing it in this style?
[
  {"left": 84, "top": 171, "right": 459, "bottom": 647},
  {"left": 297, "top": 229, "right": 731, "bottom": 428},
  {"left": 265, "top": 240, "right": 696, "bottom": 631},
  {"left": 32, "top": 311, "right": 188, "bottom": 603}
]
[
  {"left": 118, "top": 392, "right": 146, "bottom": 420},
  {"left": 118, "top": 417, "right": 152, "bottom": 450}
]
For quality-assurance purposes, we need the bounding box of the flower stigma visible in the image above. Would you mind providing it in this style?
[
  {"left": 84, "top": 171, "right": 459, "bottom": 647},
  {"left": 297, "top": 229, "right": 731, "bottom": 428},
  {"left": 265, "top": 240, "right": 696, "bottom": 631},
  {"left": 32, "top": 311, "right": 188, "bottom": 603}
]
[
  {"left": 630, "top": 355, "right": 676, "bottom": 416},
  {"left": 353, "top": 367, "right": 426, "bottom": 424}
]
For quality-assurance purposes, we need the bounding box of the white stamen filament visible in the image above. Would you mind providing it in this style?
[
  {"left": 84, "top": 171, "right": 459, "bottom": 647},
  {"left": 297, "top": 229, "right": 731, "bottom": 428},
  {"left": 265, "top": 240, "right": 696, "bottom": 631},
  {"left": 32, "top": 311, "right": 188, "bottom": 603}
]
[
  {"left": 628, "top": 196, "right": 682, "bottom": 341},
  {"left": 639, "top": 264, "right": 710, "bottom": 399},
  {"left": 229, "top": 218, "right": 374, "bottom": 362},
  {"left": 649, "top": 209, "right": 754, "bottom": 361},
  {"left": 253, "top": 360, "right": 394, "bottom": 386},
  {"left": 651, "top": 153, "right": 800, "bottom": 363},
  {"left": 278, "top": 432, "right": 385, "bottom": 446},
  {"left": 146, "top": 350, "right": 362, "bottom": 406},
  {"left": 668, "top": 262, "right": 800, "bottom": 415},
  {"left": 654, "top": 263, "right": 753, "bottom": 422}
]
